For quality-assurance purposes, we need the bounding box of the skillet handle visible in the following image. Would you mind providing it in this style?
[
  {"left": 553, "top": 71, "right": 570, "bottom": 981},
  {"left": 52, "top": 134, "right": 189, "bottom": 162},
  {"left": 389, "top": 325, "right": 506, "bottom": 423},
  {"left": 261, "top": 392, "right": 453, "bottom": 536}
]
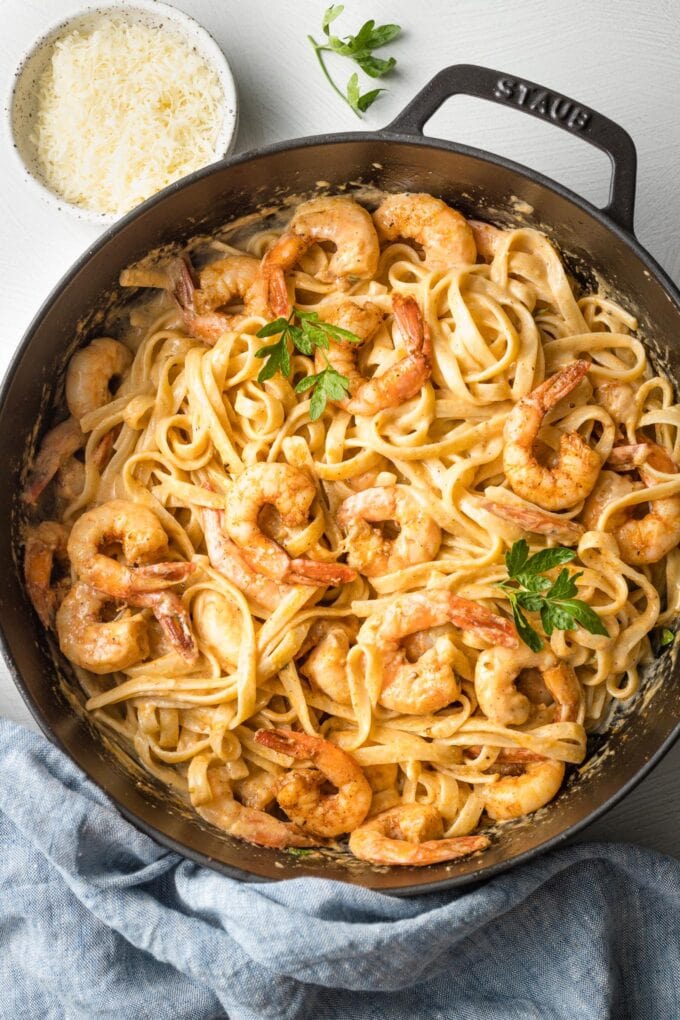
[{"left": 386, "top": 64, "right": 637, "bottom": 234}]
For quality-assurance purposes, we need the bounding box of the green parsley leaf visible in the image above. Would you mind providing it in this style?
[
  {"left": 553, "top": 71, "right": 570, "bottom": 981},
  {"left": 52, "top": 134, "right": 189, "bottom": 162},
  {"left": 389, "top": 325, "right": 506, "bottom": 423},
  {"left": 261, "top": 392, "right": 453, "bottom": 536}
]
[
  {"left": 505, "top": 538, "right": 529, "bottom": 578},
  {"left": 255, "top": 317, "right": 289, "bottom": 339},
  {"left": 497, "top": 539, "right": 608, "bottom": 650},
  {"left": 255, "top": 339, "right": 290, "bottom": 382},
  {"left": 309, "top": 7, "right": 401, "bottom": 118},
  {"left": 287, "top": 847, "right": 315, "bottom": 858},
  {"left": 322, "top": 4, "right": 344, "bottom": 34},
  {"left": 309, "top": 387, "right": 328, "bottom": 421}
]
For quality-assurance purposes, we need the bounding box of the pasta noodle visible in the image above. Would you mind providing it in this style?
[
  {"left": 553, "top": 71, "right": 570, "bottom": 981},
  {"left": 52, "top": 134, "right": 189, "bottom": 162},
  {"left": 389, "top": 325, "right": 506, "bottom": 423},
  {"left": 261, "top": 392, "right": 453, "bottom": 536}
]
[{"left": 22, "top": 192, "right": 680, "bottom": 866}]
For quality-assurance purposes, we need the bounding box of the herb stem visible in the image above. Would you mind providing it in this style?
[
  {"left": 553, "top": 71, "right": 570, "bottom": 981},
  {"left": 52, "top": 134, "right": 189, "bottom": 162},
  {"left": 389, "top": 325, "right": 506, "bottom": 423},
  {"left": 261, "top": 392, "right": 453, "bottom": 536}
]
[{"left": 308, "top": 35, "right": 354, "bottom": 112}]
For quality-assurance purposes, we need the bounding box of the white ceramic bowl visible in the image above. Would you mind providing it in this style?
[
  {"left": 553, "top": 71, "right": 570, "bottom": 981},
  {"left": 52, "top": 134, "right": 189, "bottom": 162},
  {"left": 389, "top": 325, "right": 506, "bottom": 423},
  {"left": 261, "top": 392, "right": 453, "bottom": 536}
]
[{"left": 6, "top": 0, "right": 238, "bottom": 226}]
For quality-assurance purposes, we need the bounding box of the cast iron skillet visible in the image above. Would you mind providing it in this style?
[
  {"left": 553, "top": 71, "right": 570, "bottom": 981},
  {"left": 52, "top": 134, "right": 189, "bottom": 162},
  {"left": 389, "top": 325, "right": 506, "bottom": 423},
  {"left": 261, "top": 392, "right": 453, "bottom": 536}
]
[{"left": 2, "top": 66, "right": 679, "bottom": 893}]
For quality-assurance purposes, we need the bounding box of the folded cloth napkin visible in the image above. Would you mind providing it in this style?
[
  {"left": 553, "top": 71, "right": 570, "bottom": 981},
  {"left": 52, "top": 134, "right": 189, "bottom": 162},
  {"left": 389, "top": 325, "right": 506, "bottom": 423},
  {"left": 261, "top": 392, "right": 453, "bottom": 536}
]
[{"left": 0, "top": 718, "right": 678, "bottom": 1020}]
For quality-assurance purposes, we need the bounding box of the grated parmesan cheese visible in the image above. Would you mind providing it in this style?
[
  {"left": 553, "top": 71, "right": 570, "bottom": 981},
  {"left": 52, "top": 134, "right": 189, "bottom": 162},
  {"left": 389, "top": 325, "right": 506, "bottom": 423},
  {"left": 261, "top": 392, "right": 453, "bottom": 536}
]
[{"left": 31, "top": 19, "right": 225, "bottom": 216}]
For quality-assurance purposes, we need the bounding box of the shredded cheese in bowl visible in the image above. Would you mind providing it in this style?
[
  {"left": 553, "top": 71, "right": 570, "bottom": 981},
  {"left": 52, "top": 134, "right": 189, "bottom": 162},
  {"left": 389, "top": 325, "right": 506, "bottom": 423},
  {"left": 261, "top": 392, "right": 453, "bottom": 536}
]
[{"left": 30, "top": 18, "right": 226, "bottom": 217}]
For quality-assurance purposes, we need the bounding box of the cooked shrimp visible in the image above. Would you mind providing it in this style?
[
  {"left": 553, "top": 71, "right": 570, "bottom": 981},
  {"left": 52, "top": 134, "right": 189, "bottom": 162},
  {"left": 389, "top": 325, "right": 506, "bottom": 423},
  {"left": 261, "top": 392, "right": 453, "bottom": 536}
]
[
  {"left": 595, "top": 381, "right": 637, "bottom": 429},
  {"left": 345, "top": 294, "right": 433, "bottom": 415},
  {"left": 22, "top": 418, "right": 83, "bottom": 505},
  {"left": 223, "top": 464, "right": 356, "bottom": 586},
  {"left": 129, "top": 590, "right": 197, "bottom": 661},
  {"left": 359, "top": 590, "right": 517, "bottom": 715},
  {"left": 56, "top": 582, "right": 149, "bottom": 674},
  {"left": 182, "top": 255, "right": 270, "bottom": 342},
  {"left": 373, "top": 193, "right": 477, "bottom": 271},
  {"left": 480, "top": 499, "right": 584, "bottom": 545},
  {"left": 338, "top": 486, "right": 441, "bottom": 577},
  {"left": 348, "top": 804, "right": 490, "bottom": 866},
  {"left": 312, "top": 299, "right": 384, "bottom": 408},
  {"left": 261, "top": 196, "right": 380, "bottom": 315},
  {"left": 504, "top": 360, "right": 601, "bottom": 510},
  {"left": 584, "top": 442, "right": 680, "bottom": 564},
  {"left": 483, "top": 759, "right": 566, "bottom": 820},
  {"left": 606, "top": 443, "right": 649, "bottom": 470},
  {"left": 475, "top": 646, "right": 583, "bottom": 726},
  {"left": 68, "top": 499, "right": 194, "bottom": 598},
  {"left": 300, "top": 618, "right": 358, "bottom": 705},
  {"left": 254, "top": 728, "right": 372, "bottom": 838},
  {"left": 197, "top": 766, "right": 318, "bottom": 849},
  {"left": 202, "top": 506, "right": 290, "bottom": 611},
  {"left": 232, "top": 766, "right": 280, "bottom": 811},
  {"left": 24, "top": 521, "right": 70, "bottom": 628},
  {"left": 65, "top": 338, "right": 132, "bottom": 421},
  {"left": 469, "top": 219, "right": 504, "bottom": 262},
  {"left": 193, "top": 589, "right": 242, "bottom": 669}
]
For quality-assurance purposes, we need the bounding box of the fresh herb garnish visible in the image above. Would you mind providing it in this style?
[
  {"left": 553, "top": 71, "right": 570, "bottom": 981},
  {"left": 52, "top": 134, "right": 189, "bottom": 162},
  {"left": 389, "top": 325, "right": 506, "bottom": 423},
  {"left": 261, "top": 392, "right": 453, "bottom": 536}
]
[
  {"left": 287, "top": 847, "right": 315, "bottom": 858},
  {"left": 496, "top": 539, "right": 609, "bottom": 652},
  {"left": 659, "top": 628, "right": 675, "bottom": 648},
  {"left": 308, "top": 6, "right": 401, "bottom": 118},
  {"left": 255, "top": 309, "right": 362, "bottom": 420}
]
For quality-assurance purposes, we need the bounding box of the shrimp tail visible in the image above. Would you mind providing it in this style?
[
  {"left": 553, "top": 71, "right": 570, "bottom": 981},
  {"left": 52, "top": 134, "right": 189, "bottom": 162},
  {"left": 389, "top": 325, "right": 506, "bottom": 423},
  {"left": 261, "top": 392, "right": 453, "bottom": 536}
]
[
  {"left": 607, "top": 443, "right": 650, "bottom": 471},
  {"left": 254, "top": 728, "right": 304, "bottom": 758},
  {"left": 168, "top": 256, "right": 198, "bottom": 311},
  {"left": 532, "top": 359, "right": 591, "bottom": 414},
  {"left": 287, "top": 558, "right": 357, "bottom": 586},
  {"left": 130, "top": 590, "right": 197, "bottom": 661},
  {"left": 446, "top": 595, "right": 518, "bottom": 648},
  {"left": 133, "top": 561, "right": 196, "bottom": 586}
]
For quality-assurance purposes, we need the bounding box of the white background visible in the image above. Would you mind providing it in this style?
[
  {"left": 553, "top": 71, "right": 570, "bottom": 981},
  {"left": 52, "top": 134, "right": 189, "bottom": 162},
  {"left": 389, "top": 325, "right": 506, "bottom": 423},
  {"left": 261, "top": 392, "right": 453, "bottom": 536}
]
[{"left": 0, "top": 0, "right": 678, "bottom": 853}]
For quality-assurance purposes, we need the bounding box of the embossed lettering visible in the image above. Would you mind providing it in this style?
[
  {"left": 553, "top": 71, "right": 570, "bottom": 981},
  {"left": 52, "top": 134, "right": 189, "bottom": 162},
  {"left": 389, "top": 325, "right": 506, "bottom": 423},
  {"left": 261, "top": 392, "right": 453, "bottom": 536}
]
[
  {"left": 567, "top": 106, "right": 591, "bottom": 129},
  {"left": 494, "top": 76, "right": 592, "bottom": 132},
  {"left": 550, "top": 98, "right": 573, "bottom": 122},
  {"left": 528, "top": 89, "right": 549, "bottom": 115},
  {"left": 494, "top": 77, "right": 515, "bottom": 99}
]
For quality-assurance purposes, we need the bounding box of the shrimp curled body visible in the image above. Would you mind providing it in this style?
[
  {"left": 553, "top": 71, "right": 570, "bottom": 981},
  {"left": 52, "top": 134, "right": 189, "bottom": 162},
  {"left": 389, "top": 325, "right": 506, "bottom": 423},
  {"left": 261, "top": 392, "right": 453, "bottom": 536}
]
[
  {"left": 483, "top": 760, "right": 566, "bottom": 820},
  {"left": 263, "top": 196, "right": 380, "bottom": 316},
  {"left": 223, "top": 464, "right": 356, "bottom": 586},
  {"left": 474, "top": 645, "right": 584, "bottom": 726},
  {"left": 359, "top": 590, "right": 517, "bottom": 715},
  {"left": 373, "top": 193, "right": 477, "bottom": 270},
  {"left": 348, "top": 804, "right": 490, "bottom": 866},
  {"left": 254, "top": 728, "right": 372, "bottom": 838},
  {"left": 56, "top": 582, "right": 149, "bottom": 674},
  {"left": 504, "top": 360, "right": 602, "bottom": 510},
  {"left": 65, "top": 338, "right": 132, "bottom": 421},
  {"left": 24, "top": 521, "right": 70, "bottom": 628},
  {"left": 338, "top": 485, "right": 441, "bottom": 577},
  {"left": 67, "top": 499, "right": 194, "bottom": 599}
]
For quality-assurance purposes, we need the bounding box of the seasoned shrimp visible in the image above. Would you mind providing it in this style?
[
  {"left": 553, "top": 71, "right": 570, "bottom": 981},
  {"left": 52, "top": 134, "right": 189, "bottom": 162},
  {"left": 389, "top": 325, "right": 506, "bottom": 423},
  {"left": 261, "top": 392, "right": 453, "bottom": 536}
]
[
  {"left": 262, "top": 196, "right": 380, "bottom": 315},
  {"left": 373, "top": 193, "right": 477, "bottom": 271},
  {"left": 193, "top": 589, "right": 242, "bottom": 669},
  {"left": 22, "top": 418, "right": 83, "bottom": 505},
  {"left": 68, "top": 499, "right": 194, "bottom": 598},
  {"left": 197, "top": 766, "right": 318, "bottom": 849},
  {"left": 475, "top": 646, "right": 584, "bottom": 726},
  {"left": 300, "top": 618, "right": 358, "bottom": 705},
  {"left": 606, "top": 443, "right": 649, "bottom": 470},
  {"left": 338, "top": 486, "right": 441, "bottom": 577},
  {"left": 595, "top": 381, "right": 637, "bottom": 430},
  {"left": 348, "top": 804, "right": 490, "bottom": 866},
  {"left": 202, "top": 506, "right": 290, "bottom": 611},
  {"left": 483, "top": 760, "right": 566, "bottom": 820},
  {"left": 24, "top": 521, "right": 70, "bottom": 628},
  {"left": 130, "top": 590, "right": 197, "bottom": 661},
  {"left": 223, "top": 464, "right": 356, "bottom": 586},
  {"left": 346, "top": 294, "right": 432, "bottom": 416},
  {"left": 254, "top": 728, "right": 372, "bottom": 838},
  {"left": 312, "top": 299, "right": 384, "bottom": 408},
  {"left": 469, "top": 219, "right": 504, "bottom": 262},
  {"left": 583, "top": 442, "right": 680, "bottom": 564},
  {"left": 480, "top": 499, "right": 584, "bottom": 545},
  {"left": 56, "top": 582, "right": 149, "bottom": 674},
  {"left": 359, "top": 590, "right": 517, "bottom": 716},
  {"left": 65, "top": 338, "right": 132, "bottom": 421},
  {"left": 504, "top": 360, "right": 602, "bottom": 510}
]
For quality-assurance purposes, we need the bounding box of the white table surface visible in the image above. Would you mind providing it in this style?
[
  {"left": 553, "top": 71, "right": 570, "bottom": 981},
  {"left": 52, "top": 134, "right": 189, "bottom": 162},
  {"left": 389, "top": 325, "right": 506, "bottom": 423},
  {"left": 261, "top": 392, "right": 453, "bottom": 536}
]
[{"left": 0, "top": 0, "right": 678, "bottom": 855}]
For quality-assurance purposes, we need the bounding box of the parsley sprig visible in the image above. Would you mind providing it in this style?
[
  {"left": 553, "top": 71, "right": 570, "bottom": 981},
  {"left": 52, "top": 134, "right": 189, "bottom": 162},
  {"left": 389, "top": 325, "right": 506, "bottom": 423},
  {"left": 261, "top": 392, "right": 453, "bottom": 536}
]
[
  {"left": 255, "top": 309, "right": 362, "bottom": 420},
  {"left": 308, "top": 6, "right": 401, "bottom": 117},
  {"left": 497, "top": 540, "right": 609, "bottom": 652}
]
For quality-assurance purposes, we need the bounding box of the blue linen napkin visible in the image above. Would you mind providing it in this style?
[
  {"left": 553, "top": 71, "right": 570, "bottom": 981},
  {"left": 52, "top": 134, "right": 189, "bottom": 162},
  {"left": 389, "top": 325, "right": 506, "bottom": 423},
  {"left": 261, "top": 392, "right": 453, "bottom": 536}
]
[{"left": 0, "top": 717, "right": 678, "bottom": 1020}]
